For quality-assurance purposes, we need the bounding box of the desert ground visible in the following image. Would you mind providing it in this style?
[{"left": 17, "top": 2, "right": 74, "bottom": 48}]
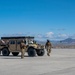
[{"left": 0, "top": 49, "right": 75, "bottom": 75}]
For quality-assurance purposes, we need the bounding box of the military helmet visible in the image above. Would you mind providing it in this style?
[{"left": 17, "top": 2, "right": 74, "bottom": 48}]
[{"left": 47, "top": 39, "right": 50, "bottom": 42}]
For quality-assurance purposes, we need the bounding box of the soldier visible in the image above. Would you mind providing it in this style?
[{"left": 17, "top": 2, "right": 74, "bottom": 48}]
[
  {"left": 20, "top": 40, "right": 26, "bottom": 59},
  {"left": 45, "top": 40, "right": 52, "bottom": 56}
]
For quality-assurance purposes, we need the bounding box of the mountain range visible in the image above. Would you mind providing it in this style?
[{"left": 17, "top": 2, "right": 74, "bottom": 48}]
[
  {"left": 36, "top": 38, "right": 75, "bottom": 48},
  {"left": 36, "top": 38, "right": 75, "bottom": 44},
  {"left": 60, "top": 38, "right": 75, "bottom": 43}
]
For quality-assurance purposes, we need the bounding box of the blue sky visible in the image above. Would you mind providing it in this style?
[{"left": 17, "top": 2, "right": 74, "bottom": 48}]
[{"left": 0, "top": 0, "right": 75, "bottom": 40}]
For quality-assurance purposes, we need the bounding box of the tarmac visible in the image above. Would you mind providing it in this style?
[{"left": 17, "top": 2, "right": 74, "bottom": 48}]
[{"left": 0, "top": 49, "right": 75, "bottom": 75}]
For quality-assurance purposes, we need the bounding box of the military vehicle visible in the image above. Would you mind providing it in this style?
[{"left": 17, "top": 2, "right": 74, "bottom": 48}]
[{"left": 0, "top": 36, "right": 45, "bottom": 57}]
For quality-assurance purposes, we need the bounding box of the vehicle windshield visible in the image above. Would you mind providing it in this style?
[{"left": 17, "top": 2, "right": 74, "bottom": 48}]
[
  {"left": 25, "top": 38, "right": 34, "bottom": 45},
  {"left": 28, "top": 40, "right": 34, "bottom": 44}
]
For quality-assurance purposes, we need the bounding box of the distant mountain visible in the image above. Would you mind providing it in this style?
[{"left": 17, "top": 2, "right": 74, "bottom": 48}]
[
  {"left": 36, "top": 38, "right": 75, "bottom": 48},
  {"left": 60, "top": 38, "right": 75, "bottom": 43},
  {"left": 36, "top": 38, "right": 75, "bottom": 46}
]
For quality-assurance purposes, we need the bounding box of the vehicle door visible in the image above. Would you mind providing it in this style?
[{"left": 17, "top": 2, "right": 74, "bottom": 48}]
[
  {"left": 9, "top": 40, "right": 16, "bottom": 52},
  {"left": 17, "top": 40, "right": 21, "bottom": 51}
]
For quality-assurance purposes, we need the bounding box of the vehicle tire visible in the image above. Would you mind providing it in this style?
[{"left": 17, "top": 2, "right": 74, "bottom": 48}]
[
  {"left": 0, "top": 51, "right": 1, "bottom": 55},
  {"left": 2, "top": 48, "right": 10, "bottom": 56},
  {"left": 28, "top": 47, "right": 36, "bottom": 57},
  {"left": 12, "top": 52, "right": 19, "bottom": 56},
  {"left": 37, "top": 49, "right": 45, "bottom": 56}
]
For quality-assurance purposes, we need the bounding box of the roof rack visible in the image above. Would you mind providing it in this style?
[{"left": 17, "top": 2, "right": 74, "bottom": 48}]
[{"left": 1, "top": 36, "right": 34, "bottom": 40}]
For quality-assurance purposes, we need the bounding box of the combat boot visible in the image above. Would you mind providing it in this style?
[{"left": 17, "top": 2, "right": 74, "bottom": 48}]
[{"left": 47, "top": 53, "right": 50, "bottom": 56}]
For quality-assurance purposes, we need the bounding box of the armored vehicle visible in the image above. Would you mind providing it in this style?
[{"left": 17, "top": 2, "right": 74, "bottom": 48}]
[{"left": 0, "top": 36, "right": 45, "bottom": 57}]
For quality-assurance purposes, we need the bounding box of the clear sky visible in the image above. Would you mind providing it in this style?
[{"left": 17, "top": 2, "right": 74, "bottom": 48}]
[{"left": 0, "top": 0, "right": 75, "bottom": 40}]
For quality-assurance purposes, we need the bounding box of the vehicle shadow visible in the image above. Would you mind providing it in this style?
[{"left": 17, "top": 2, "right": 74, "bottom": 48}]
[{"left": 0, "top": 55, "right": 36, "bottom": 59}]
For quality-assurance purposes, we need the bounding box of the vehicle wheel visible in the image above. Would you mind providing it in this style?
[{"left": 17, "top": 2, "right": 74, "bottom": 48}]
[
  {"left": 0, "top": 51, "right": 1, "bottom": 55},
  {"left": 12, "top": 52, "right": 19, "bottom": 56},
  {"left": 28, "top": 47, "right": 36, "bottom": 57},
  {"left": 2, "top": 48, "right": 10, "bottom": 56},
  {"left": 37, "top": 49, "right": 45, "bottom": 56}
]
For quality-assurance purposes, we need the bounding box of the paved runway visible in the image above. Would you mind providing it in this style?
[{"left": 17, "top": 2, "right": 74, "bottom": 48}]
[{"left": 0, "top": 49, "right": 75, "bottom": 75}]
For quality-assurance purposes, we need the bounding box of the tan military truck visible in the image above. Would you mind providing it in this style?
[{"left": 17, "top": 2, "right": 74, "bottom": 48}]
[{"left": 0, "top": 36, "right": 45, "bottom": 57}]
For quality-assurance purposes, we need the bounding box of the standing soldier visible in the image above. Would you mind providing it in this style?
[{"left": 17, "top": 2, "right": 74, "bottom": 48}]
[
  {"left": 45, "top": 40, "right": 52, "bottom": 56},
  {"left": 20, "top": 40, "right": 26, "bottom": 59}
]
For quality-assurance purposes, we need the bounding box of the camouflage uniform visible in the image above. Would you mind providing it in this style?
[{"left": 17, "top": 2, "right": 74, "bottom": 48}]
[
  {"left": 20, "top": 40, "right": 26, "bottom": 59},
  {"left": 45, "top": 40, "right": 52, "bottom": 56}
]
